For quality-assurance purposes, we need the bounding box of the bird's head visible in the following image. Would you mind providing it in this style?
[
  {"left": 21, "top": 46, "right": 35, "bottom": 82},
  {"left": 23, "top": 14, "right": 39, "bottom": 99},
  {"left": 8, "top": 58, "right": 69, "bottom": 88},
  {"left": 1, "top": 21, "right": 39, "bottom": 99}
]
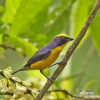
[{"left": 53, "top": 34, "right": 74, "bottom": 46}]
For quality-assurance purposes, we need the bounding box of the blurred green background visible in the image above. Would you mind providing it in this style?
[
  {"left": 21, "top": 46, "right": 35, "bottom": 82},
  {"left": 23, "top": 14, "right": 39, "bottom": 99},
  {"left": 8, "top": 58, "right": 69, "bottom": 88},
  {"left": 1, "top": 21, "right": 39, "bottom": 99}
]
[{"left": 0, "top": 0, "right": 100, "bottom": 99}]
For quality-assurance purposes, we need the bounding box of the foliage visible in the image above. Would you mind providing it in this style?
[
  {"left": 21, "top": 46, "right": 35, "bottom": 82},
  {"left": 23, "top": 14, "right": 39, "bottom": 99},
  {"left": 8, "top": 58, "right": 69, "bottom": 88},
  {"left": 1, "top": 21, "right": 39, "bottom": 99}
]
[
  {"left": 0, "top": 0, "right": 100, "bottom": 53},
  {"left": 0, "top": 0, "right": 100, "bottom": 99}
]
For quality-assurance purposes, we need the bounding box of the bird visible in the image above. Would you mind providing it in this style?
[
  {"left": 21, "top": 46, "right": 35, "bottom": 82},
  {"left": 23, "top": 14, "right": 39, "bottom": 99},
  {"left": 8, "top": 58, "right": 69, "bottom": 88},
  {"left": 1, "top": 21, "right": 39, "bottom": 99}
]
[{"left": 12, "top": 34, "right": 73, "bottom": 80}]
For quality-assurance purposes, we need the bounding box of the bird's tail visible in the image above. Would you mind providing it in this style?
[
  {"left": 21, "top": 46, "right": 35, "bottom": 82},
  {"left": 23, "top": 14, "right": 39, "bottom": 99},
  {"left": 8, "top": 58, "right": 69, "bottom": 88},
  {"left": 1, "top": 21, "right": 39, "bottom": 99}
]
[{"left": 12, "top": 66, "right": 28, "bottom": 75}]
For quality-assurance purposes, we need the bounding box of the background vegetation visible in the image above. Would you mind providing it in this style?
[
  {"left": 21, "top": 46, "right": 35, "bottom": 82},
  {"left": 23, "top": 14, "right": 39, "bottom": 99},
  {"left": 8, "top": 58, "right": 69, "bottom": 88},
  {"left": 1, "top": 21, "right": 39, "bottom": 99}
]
[{"left": 0, "top": 0, "right": 100, "bottom": 99}]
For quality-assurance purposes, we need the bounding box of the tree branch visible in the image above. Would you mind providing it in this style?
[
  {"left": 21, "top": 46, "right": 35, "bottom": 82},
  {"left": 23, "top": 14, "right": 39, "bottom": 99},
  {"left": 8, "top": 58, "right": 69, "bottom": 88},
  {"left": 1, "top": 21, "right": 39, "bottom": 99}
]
[
  {"left": 35, "top": 0, "right": 100, "bottom": 100},
  {"left": 0, "top": 44, "right": 26, "bottom": 57},
  {"left": 46, "top": 89, "right": 100, "bottom": 100},
  {"left": 47, "top": 89, "right": 82, "bottom": 98},
  {"left": 0, "top": 44, "right": 16, "bottom": 50},
  {"left": 0, "top": 68, "right": 33, "bottom": 97},
  {"left": 47, "top": 89, "right": 100, "bottom": 100},
  {"left": 0, "top": 92, "right": 13, "bottom": 96}
]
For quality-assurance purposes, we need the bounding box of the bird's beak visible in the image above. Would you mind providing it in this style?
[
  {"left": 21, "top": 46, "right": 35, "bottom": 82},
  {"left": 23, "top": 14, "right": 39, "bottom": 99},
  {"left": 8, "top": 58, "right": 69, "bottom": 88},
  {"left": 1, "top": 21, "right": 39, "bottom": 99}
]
[{"left": 68, "top": 38, "right": 74, "bottom": 41}]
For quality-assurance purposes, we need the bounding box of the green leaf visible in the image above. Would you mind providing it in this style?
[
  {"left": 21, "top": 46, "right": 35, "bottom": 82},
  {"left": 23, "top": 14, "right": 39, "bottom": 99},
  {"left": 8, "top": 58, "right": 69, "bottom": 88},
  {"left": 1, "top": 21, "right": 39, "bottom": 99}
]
[
  {"left": 2, "top": 0, "right": 23, "bottom": 23},
  {"left": 44, "top": 0, "right": 74, "bottom": 41},
  {"left": 29, "top": 34, "right": 47, "bottom": 48},
  {"left": 0, "top": 6, "right": 4, "bottom": 13},
  {"left": 97, "top": 87, "right": 100, "bottom": 94},
  {"left": 29, "top": 0, "right": 74, "bottom": 42},
  {"left": 0, "top": 19, "right": 6, "bottom": 34},
  {"left": 9, "top": 37, "right": 37, "bottom": 57},
  {"left": 90, "top": 10, "right": 100, "bottom": 54},
  {"left": 69, "top": 0, "right": 92, "bottom": 46},
  {"left": 83, "top": 80, "right": 96, "bottom": 90},
  {"left": 45, "top": 10, "right": 70, "bottom": 39},
  {"left": 3, "top": 0, "right": 51, "bottom": 36},
  {"left": 0, "top": 33, "right": 3, "bottom": 43}
]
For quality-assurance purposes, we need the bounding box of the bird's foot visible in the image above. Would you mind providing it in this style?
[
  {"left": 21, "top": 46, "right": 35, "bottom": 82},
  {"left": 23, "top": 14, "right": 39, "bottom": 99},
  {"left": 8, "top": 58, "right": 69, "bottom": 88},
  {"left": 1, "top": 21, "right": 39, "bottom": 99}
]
[
  {"left": 47, "top": 77, "right": 54, "bottom": 83},
  {"left": 50, "top": 61, "right": 67, "bottom": 67},
  {"left": 58, "top": 61, "right": 67, "bottom": 66}
]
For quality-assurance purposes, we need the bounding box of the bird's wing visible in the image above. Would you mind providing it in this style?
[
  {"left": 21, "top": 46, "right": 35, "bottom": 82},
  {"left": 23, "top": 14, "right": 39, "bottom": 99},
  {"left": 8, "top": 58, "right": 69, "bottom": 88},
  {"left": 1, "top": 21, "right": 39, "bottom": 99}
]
[
  {"left": 12, "top": 50, "right": 51, "bottom": 75},
  {"left": 25, "top": 48, "right": 51, "bottom": 66}
]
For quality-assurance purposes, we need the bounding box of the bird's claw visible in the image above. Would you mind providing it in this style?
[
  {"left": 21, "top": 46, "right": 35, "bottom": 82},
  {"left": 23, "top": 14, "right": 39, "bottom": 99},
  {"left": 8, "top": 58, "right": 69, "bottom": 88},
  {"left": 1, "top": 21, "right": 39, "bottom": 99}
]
[
  {"left": 47, "top": 77, "right": 54, "bottom": 83},
  {"left": 58, "top": 61, "right": 67, "bottom": 66}
]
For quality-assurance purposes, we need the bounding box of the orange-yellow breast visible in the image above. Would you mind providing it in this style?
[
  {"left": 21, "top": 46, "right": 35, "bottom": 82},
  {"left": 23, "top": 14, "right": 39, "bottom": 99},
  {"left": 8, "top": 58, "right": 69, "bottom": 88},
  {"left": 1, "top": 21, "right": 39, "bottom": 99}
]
[{"left": 27, "top": 43, "right": 67, "bottom": 70}]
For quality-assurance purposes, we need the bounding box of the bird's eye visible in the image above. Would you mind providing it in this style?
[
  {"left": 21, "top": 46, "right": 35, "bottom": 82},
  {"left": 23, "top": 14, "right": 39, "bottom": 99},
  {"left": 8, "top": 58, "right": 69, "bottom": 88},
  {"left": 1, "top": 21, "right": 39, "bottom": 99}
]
[
  {"left": 58, "top": 37, "right": 68, "bottom": 45},
  {"left": 62, "top": 37, "right": 68, "bottom": 41},
  {"left": 63, "top": 37, "right": 67, "bottom": 40}
]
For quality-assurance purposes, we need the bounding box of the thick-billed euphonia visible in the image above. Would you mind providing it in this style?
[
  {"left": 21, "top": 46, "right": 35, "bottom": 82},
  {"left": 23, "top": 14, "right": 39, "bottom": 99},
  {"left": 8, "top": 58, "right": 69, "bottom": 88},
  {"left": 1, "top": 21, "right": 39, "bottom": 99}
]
[{"left": 12, "top": 34, "right": 73, "bottom": 80}]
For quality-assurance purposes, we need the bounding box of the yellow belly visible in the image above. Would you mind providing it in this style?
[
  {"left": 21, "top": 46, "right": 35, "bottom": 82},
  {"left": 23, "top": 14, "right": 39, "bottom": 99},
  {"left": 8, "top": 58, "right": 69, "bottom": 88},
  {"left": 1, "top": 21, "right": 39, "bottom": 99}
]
[{"left": 27, "top": 43, "right": 67, "bottom": 70}]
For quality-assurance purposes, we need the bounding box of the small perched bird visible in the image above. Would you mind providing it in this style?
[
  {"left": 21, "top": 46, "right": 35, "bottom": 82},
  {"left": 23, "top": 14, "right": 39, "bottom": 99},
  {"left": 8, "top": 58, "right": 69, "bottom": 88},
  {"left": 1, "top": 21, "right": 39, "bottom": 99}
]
[{"left": 12, "top": 34, "right": 73, "bottom": 80}]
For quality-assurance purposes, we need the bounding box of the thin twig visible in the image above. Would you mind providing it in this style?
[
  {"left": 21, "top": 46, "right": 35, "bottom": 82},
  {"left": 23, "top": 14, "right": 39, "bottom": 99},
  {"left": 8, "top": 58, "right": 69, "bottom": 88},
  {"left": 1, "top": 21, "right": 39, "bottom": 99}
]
[
  {"left": 1, "top": 89, "right": 100, "bottom": 100},
  {"left": 0, "top": 44, "right": 26, "bottom": 57},
  {"left": 0, "top": 92, "right": 13, "bottom": 96},
  {"left": 47, "top": 90, "right": 100, "bottom": 100},
  {"left": 35, "top": 0, "right": 100, "bottom": 100},
  {"left": 47, "top": 89, "right": 82, "bottom": 98},
  {"left": 0, "top": 44, "right": 16, "bottom": 50},
  {"left": 0, "top": 70, "right": 5, "bottom": 78}
]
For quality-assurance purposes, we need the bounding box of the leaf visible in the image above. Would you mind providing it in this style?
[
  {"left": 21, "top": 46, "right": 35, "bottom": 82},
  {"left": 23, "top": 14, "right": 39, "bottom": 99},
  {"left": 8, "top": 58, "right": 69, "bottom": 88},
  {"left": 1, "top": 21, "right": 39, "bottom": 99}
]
[
  {"left": 97, "top": 87, "right": 100, "bottom": 94},
  {"left": 0, "top": 33, "right": 3, "bottom": 43},
  {"left": 9, "top": 37, "right": 37, "bottom": 57},
  {"left": 69, "top": 0, "right": 92, "bottom": 47},
  {"left": 45, "top": 10, "right": 70, "bottom": 40},
  {"left": 0, "top": 19, "right": 6, "bottom": 34},
  {"left": 0, "top": 6, "right": 4, "bottom": 13},
  {"left": 29, "top": 0, "right": 74, "bottom": 42},
  {"left": 44, "top": 0, "right": 74, "bottom": 41},
  {"left": 2, "top": 0, "right": 51, "bottom": 36},
  {"left": 83, "top": 80, "right": 96, "bottom": 90},
  {"left": 90, "top": 10, "right": 100, "bottom": 54},
  {"left": 2, "top": 0, "right": 23, "bottom": 23},
  {"left": 29, "top": 34, "right": 47, "bottom": 48}
]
